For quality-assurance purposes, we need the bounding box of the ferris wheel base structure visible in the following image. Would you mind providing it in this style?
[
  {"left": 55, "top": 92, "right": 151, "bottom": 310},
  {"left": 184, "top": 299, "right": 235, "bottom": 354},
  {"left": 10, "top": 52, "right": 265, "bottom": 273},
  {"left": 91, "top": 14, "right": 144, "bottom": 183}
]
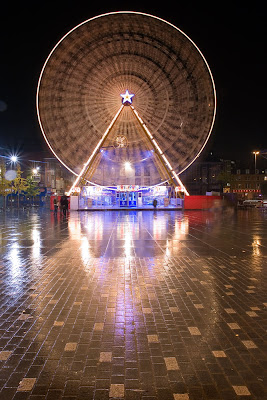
[{"left": 69, "top": 186, "right": 185, "bottom": 211}]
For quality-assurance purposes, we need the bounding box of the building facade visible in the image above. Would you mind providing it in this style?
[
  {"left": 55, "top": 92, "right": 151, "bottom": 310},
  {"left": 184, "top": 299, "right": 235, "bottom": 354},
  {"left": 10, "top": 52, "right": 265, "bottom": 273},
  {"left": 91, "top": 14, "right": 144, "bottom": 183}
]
[
  {"left": 181, "top": 159, "right": 234, "bottom": 195},
  {"left": 230, "top": 168, "right": 267, "bottom": 199}
]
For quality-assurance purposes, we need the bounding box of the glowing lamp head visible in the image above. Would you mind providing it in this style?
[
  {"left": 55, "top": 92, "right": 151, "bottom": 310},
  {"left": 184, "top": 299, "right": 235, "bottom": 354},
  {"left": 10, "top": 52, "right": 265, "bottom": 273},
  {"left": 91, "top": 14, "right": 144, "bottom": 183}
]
[
  {"left": 124, "top": 161, "right": 132, "bottom": 170},
  {"left": 10, "top": 155, "right": 18, "bottom": 162},
  {"left": 120, "top": 89, "right": 134, "bottom": 105}
]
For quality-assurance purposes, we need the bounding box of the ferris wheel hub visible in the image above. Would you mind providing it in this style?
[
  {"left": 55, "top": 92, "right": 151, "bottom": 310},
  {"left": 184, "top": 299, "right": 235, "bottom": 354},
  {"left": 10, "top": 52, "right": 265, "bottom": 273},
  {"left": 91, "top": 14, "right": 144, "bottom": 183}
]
[{"left": 120, "top": 89, "right": 134, "bottom": 105}]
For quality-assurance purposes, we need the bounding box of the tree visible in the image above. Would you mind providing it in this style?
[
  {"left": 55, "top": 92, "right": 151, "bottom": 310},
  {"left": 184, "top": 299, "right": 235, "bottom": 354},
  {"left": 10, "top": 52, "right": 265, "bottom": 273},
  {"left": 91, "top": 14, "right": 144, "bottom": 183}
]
[
  {"left": 0, "top": 161, "right": 11, "bottom": 208},
  {"left": 12, "top": 165, "right": 28, "bottom": 207},
  {"left": 25, "top": 176, "right": 40, "bottom": 204}
]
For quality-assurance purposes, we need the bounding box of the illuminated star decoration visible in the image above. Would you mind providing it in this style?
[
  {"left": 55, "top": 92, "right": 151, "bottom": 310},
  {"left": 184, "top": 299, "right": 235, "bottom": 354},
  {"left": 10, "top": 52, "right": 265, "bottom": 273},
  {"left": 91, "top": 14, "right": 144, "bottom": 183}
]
[{"left": 120, "top": 89, "right": 134, "bottom": 105}]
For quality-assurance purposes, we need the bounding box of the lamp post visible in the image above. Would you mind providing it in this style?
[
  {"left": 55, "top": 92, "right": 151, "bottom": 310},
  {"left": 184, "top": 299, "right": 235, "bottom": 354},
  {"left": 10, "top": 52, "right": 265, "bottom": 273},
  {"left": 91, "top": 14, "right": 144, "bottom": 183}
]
[
  {"left": 252, "top": 151, "right": 259, "bottom": 174},
  {"left": 0, "top": 155, "right": 19, "bottom": 208}
]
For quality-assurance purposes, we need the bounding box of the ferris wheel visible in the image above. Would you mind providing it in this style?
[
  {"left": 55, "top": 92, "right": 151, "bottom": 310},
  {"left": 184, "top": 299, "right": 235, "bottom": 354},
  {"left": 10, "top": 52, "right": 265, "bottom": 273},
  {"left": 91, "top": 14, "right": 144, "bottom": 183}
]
[{"left": 36, "top": 11, "right": 216, "bottom": 195}]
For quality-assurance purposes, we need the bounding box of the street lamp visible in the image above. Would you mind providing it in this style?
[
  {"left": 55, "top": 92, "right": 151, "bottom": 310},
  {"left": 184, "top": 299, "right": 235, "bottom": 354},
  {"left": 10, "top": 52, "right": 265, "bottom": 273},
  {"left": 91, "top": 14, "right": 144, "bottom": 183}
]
[{"left": 252, "top": 151, "right": 259, "bottom": 174}]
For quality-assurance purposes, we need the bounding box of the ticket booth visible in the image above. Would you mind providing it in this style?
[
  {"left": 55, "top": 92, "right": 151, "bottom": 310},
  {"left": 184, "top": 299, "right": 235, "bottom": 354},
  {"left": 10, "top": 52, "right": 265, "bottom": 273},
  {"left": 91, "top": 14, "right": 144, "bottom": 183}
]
[
  {"left": 119, "top": 191, "right": 137, "bottom": 207},
  {"left": 117, "top": 185, "right": 139, "bottom": 207}
]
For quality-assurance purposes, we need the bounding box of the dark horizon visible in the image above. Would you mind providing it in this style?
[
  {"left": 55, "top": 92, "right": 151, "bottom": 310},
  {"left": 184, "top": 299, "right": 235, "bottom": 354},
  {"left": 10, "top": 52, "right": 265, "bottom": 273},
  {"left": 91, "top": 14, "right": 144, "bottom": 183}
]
[{"left": 0, "top": 2, "right": 266, "bottom": 168}]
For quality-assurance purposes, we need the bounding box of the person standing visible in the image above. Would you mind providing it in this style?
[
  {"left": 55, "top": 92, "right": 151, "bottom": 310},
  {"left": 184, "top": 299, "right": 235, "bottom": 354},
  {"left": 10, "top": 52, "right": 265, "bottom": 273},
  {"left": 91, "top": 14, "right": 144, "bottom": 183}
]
[
  {"left": 53, "top": 197, "right": 59, "bottom": 214},
  {"left": 60, "top": 195, "right": 69, "bottom": 216}
]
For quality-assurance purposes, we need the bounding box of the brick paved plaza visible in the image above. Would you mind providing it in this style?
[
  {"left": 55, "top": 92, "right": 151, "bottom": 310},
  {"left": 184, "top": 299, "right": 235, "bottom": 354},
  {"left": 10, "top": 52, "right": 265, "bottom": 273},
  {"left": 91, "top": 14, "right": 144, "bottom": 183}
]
[{"left": 0, "top": 209, "right": 266, "bottom": 400}]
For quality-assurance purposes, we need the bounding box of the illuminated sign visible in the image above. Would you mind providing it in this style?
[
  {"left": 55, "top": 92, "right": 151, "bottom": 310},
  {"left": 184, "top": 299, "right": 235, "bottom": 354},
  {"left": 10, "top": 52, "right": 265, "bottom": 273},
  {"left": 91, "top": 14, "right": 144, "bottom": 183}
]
[
  {"left": 232, "top": 189, "right": 260, "bottom": 193},
  {"left": 85, "top": 186, "right": 103, "bottom": 195},
  {"left": 153, "top": 186, "right": 167, "bottom": 195},
  {"left": 70, "top": 186, "right": 81, "bottom": 193},
  {"left": 117, "top": 185, "right": 139, "bottom": 191}
]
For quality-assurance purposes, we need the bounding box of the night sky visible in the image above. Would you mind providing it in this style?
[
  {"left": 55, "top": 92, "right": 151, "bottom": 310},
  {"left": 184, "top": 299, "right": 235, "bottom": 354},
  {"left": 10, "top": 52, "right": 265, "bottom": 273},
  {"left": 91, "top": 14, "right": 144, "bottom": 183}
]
[{"left": 0, "top": 1, "right": 266, "bottom": 168}]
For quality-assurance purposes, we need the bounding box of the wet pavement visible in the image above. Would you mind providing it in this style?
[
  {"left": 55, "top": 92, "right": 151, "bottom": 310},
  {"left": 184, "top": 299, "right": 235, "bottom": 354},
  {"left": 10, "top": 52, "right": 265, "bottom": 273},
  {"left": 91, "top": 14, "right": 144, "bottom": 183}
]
[{"left": 0, "top": 208, "right": 266, "bottom": 400}]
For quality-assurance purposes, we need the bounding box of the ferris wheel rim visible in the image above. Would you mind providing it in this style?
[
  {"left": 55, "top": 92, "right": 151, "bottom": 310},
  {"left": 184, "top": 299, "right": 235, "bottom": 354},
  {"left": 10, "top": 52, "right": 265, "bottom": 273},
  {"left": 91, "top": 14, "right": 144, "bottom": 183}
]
[{"left": 36, "top": 11, "right": 216, "bottom": 178}]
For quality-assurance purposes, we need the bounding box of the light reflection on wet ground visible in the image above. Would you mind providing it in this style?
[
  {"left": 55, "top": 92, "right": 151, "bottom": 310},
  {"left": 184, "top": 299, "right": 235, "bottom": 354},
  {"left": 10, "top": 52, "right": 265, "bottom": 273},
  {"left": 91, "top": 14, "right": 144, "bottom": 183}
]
[
  {"left": 1, "top": 208, "right": 267, "bottom": 261},
  {"left": 0, "top": 208, "right": 266, "bottom": 399}
]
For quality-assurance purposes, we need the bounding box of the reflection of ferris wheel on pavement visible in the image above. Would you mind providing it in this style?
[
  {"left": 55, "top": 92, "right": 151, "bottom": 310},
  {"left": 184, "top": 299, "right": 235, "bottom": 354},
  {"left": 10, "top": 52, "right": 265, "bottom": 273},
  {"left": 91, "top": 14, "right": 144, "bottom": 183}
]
[{"left": 36, "top": 11, "right": 216, "bottom": 196}]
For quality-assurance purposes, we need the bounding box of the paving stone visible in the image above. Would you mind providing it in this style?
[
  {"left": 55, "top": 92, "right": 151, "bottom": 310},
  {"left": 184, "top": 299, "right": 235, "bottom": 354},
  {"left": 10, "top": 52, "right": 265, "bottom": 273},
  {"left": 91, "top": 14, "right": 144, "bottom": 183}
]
[
  {"left": 173, "top": 394, "right": 190, "bottom": 399},
  {"left": 143, "top": 308, "right": 152, "bottom": 314},
  {"left": 64, "top": 342, "right": 77, "bottom": 351},
  {"left": 147, "top": 335, "right": 159, "bottom": 343},
  {"left": 164, "top": 357, "right": 179, "bottom": 370},
  {"left": 17, "top": 378, "right": 36, "bottom": 391},
  {"left": 94, "top": 323, "right": 104, "bottom": 331},
  {"left": 241, "top": 340, "right": 257, "bottom": 349},
  {"left": 169, "top": 307, "right": 179, "bottom": 312},
  {"left": 212, "top": 351, "right": 227, "bottom": 358},
  {"left": 17, "top": 313, "right": 32, "bottom": 321},
  {"left": 194, "top": 304, "right": 204, "bottom": 309},
  {"left": 232, "top": 385, "right": 251, "bottom": 395},
  {"left": 227, "top": 323, "right": 241, "bottom": 330},
  {"left": 246, "top": 311, "right": 258, "bottom": 317},
  {"left": 53, "top": 321, "right": 64, "bottom": 326},
  {"left": 100, "top": 352, "right": 112, "bottom": 362},
  {"left": 224, "top": 308, "right": 236, "bottom": 314},
  {"left": 0, "top": 350, "right": 12, "bottom": 360},
  {"left": 188, "top": 327, "right": 201, "bottom": 336},
  {"left": 109, "top": 383, "right": 124, "bottom": 397}
]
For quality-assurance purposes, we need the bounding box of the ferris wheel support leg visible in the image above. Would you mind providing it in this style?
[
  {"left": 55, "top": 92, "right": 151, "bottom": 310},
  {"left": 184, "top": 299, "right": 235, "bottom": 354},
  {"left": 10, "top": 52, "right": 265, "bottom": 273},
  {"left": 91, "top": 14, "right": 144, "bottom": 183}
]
[
  {"left": 130, "top": 106, "right": 189, "bottom": 196},
  {"left": 67, "top": 105, "right": 124, "bottom": 195}
]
